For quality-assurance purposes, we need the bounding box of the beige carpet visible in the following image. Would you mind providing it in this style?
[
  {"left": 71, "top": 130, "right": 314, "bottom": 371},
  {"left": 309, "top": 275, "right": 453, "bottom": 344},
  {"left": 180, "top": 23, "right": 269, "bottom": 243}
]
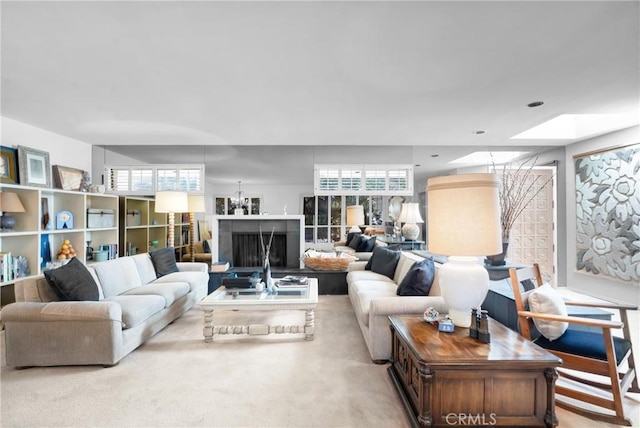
[{"left": 1, "top": 295, "right": 638, "bottom": 427}]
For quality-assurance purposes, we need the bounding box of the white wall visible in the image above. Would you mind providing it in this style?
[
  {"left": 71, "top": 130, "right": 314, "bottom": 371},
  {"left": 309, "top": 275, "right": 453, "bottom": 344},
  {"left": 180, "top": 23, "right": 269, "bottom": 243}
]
[
  {"left": 564, "top": 126, "right": 640, "bottom": 305},
  {"left": 2, "top": 117, "right": 92, "bottom": 173}
]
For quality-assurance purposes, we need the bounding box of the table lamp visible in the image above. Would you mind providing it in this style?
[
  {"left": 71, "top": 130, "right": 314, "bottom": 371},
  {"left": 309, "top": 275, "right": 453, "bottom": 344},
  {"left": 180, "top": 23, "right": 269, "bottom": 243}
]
[
  {"left": 155, "top": 191, "right": 189, "bottom": 248},
  {"left": 187, "top": 194, "right": 206, "bottom": 262},
  {"left": 0, "top": 192, "right": 26, "bottom": 231},
  {"left": 427, "top": 173, "right": 502, "bottom": 327},
  {"left": 346, "top": 205, "right": 365, "bottom": 233},
  {"left": 397, "top": 202, "right": 423, "bottom": 240}
]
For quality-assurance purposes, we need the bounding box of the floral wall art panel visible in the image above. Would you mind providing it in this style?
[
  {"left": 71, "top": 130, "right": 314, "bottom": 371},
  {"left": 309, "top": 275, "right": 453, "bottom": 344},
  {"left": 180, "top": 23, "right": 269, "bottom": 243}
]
[{"left": 575, "top": 143, "right": 640, "bottom": 283}]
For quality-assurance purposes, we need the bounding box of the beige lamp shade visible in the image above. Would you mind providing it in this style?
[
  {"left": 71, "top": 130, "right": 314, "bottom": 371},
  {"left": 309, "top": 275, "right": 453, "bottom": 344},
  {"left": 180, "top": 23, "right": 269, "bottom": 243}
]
[
  {"left": 427, "top": 173, "right": 502, "bottom": 256},
  {"left": 346, "top": 205, "right": 365, "bottom": 227},
  {"left": 187, "top": 194, "right": 206, "bottom": 213},
  {"left": 155, "top": 191, "right": 188, "bottom": 213},
  {"left": 0, "top": 192, "right": 26, "bottom": 213}
]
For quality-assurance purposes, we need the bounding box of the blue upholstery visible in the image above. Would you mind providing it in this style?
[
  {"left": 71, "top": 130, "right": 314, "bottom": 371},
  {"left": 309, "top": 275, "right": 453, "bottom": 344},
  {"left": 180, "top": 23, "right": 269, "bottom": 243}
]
[{"left": 535, "top": 329, "right": 632, "bottom": 365}]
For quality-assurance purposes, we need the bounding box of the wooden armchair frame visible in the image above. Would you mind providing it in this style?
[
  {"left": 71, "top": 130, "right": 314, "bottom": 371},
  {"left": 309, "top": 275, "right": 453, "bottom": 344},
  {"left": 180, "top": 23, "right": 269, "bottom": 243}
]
[{"left": 509, "top": 264, "right": 638, "bottom": 426}]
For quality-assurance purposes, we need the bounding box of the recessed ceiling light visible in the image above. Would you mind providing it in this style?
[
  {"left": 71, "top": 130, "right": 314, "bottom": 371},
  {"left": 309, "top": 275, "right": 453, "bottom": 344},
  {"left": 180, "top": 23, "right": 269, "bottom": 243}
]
[
  {"left": 450, "top": 151, "right": 529, "bottom": 165},
  {"left": 511, "top": 113, "right": 638, "bottom": 139},
  {"left": 527, "top": 101, "right": 544, "bottom": 108},
  {"left": 473, "top": 130, "right": 486, "bottom": 135},
  {"left": 431, "top": 154, "right": 440, "bottom": 158}
]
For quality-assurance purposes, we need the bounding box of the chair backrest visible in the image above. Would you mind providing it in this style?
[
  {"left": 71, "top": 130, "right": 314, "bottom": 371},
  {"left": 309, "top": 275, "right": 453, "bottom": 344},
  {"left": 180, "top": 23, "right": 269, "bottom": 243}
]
[{"left": 509, "top": 263, "right": 544, "bottom": 340}]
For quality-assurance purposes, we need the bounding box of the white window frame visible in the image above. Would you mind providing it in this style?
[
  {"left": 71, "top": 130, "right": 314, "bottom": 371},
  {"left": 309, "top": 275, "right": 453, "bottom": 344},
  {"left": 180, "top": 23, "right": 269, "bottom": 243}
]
[
  {"left": 104, "top": 164, "right": 204, "bottom": 195},
  {"left": 314, "top": 164, "right": 413, "bottom": 195}
]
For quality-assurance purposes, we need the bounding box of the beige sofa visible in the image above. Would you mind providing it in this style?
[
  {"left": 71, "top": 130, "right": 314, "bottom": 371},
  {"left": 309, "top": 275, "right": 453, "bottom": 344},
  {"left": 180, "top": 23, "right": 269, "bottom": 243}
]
[
  {"left": 334, "top": 237, "right": 388, "bottom": 262},
  {"left": 347, "top": 251, "right": 447, "bottom": 363},
  {"left": 2, "top": 253, "right": 208, "bottom": 368}
]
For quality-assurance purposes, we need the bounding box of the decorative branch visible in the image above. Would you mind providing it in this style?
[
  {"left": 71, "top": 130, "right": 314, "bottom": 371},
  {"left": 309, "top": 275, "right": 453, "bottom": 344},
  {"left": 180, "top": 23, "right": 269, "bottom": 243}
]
[{"left": 491, "top": 155, "right": 554, "bottom": 242}]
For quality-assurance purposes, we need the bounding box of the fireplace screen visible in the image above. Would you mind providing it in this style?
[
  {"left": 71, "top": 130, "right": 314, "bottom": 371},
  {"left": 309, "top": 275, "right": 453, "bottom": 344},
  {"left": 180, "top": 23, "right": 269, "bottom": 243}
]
[{"left": 232, "top": 233, "right": 287, "bottom": 267}]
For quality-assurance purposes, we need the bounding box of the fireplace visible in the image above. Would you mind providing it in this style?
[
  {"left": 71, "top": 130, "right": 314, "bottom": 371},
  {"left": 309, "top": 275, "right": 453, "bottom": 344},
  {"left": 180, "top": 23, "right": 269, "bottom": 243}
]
[{"left": 212, "top": 215, "right": 305, "bottom": 269}]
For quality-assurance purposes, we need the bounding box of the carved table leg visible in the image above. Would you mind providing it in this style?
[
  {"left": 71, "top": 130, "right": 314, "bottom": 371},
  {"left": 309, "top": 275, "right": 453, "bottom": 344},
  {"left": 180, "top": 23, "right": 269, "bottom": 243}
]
[
  {"left": 304, "top": 309, "right": 315, "bottom": 341},
  {"left": 544, "top": 367, "right": 559, "bottom": 428},
  {"left": 203, "top": 309, "right": 214, "bottom": 342}
]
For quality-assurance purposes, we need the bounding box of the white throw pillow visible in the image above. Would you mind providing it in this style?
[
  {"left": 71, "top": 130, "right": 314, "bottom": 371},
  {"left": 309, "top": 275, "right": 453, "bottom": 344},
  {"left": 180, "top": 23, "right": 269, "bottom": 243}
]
[{"left": 527, "top": 283, "right": 568, "bottom": 341}]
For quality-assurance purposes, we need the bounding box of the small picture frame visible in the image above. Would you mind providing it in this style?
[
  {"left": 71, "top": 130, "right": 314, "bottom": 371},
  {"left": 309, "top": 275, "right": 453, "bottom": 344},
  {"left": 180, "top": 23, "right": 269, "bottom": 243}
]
[
  {"left": 17, "top": 146, "right": 51, "bottom": 188},
  {"left": 52, "top": 165, "right": 85, "bottom": 191},
  {"left": 56, "top": 210, "right": 74, "bottom": 230},
  {"left": 0, "top": 146, "right": 19, "bottom": 184}
]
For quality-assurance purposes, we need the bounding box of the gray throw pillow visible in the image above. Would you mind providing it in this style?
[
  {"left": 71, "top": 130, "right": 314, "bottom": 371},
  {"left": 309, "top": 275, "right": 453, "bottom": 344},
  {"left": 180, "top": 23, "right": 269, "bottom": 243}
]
[
  {"left": 348, "top": 234, "right": 362, "bottom": 250},
  {"left": 365, "top": 246, "right": 400, "bottom": 279},
  {"left": 396, "top": 257, "right": 435, "bottom": 296},
  {"left": 150, "top": 248, "right": 179, "bottom": 277},
  {"left": 43, "top": 257, "right": 99, "bottom": 301},
  {"left": 203, "top": 240, "right": 211, "bottom": 253}
]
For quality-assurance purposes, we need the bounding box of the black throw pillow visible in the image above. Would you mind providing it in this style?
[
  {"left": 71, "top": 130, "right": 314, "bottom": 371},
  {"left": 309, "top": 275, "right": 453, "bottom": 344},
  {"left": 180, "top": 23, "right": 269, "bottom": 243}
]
[
  {"left": 43, "top": 257, "right": 99, "bottom": 301},
  {"left": 345, "top": 232, "right": 362, "bottom": 247},
  {"left": 348, "top": 234, "right": 363, "bottom": 250},
  {"left": 356, "top": 235, "right": 377, "bottom": 252},
  {"left": 397, "top": 257, "right": 435, "bottom": 296},
  {"left": 202, "top": 240, "right": 211, "bottom": 253},
  {"left": 150, "top": 248, "right": 179, "bottom": 277},
  {"left": 367, "top": 246, "right": 401, "bottom": 279}
]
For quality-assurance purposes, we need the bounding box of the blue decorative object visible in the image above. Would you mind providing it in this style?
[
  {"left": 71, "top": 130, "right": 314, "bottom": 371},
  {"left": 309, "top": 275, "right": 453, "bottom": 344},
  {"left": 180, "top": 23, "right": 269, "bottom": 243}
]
[
  {"left": 40, "top": 234, "right": 52, "bottom": 267},
  {"left": 56, "top": 211, "right": 74, "bottom": 229}
]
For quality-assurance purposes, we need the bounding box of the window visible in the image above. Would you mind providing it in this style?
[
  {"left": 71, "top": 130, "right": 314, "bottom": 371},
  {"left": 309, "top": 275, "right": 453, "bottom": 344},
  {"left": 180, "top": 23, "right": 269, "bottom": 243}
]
[
  {"left": 303, "top": 194, "right": 387, "bottom": 243},
  {"left": 314, "top": 164, "right": 413, "bottom": 195},
  {"left": 104, "top": 164, "right": 204, "bottom": 195}
]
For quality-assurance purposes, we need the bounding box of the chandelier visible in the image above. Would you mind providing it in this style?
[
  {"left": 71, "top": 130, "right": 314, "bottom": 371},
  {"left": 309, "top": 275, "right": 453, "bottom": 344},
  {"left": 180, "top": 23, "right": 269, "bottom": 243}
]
[{"left": 234, "top": 180, "right": 248, "bottom": 213}]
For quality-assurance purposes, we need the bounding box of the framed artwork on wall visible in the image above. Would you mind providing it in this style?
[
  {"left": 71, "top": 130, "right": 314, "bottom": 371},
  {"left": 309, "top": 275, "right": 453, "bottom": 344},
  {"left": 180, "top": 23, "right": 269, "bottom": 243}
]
[
  {"left": 17, "top": 145, "right": 51, "bottom": 188},
  {"left": 0, "top": 146, "right": 19, "bottom": 184},
  {"left": 574, "top": 142, "right": 640, "bottom": 283}
]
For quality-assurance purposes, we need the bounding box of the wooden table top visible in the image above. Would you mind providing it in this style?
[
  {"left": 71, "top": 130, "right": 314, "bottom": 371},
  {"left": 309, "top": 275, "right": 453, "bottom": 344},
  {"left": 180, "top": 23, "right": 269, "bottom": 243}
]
[{"left": 389, "top": 315, "right": 562, "bottom": 369}]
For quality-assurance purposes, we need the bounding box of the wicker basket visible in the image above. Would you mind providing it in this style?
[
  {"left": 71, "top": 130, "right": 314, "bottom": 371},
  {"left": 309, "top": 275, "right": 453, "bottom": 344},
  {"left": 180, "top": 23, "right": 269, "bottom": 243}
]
[{"left": 303, "top": 256, "right": 355, "bottom": 271}]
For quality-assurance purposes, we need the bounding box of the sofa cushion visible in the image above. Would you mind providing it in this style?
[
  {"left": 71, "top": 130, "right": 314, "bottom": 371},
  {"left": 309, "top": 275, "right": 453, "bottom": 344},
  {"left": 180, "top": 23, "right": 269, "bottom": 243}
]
[
  {"left": 356, "top": 235, "right": 377, "bottom": 252},
  {"left": 396, "top": 257, "right": 435, "bottom": 296},
  {"left": 347, "top": 270, "right": 396, "bottom": 284},
  {"left": 43, "top": 257, "right": 99, "bottom": 301},
  {"left": 102, "top": 295, "right": 165, "bottom": 328},
  {"left": 348, "top": 234, "right": 362, "bottom": 250},
  {"left": 122, "top": 282, "right": 190, "bottom": 307},
  {"left": 365, "top": 246, "right": 400, "bottom": 279},
  {"left": 152, "top": 271, "right": 210, "bottom": 294},
  {"left": 528, "top": 283, "right": 569, "bottom": 341},
  {"left": 93, "top": 258, "right": 143, "bottom": 298},
  {"left": 131, "top": 253, "right": 158, "bottom": 285},
  {"left": 150, "top": 248, "right": 179, "bottom": 277},
  {"left": 345, "top": 232, "right": 362, "bottom": 247}
]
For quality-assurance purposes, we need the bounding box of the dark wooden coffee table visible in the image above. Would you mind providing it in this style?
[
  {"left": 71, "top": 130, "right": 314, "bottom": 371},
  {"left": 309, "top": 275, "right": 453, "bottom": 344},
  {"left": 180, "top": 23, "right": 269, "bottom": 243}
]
[{"left": 388, "top": 315, "right": 562, "bottom": 428}]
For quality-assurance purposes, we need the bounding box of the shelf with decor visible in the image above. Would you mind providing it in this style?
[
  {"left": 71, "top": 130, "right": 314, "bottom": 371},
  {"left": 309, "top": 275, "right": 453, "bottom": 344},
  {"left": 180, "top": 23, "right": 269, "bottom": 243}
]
[{"left": 0, "top": 184, "right": 119, "bottom": 292}]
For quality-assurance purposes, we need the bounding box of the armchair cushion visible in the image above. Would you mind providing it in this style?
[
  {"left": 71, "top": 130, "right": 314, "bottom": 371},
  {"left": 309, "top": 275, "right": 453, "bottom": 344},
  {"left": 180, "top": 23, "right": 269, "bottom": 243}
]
[
  {"left": 396, "top": 257, "right": 435, "bottom": 296},
  {"left": 527, "top": 283, "right": 568, "bottom": 340},
  {"left": 535, "top": 329, "right": 632, "bottom": 365},
  {"left": 43, "top": 257, "right": 99, "bottom": 301},
  {"left": 150, "top": 248, "right": 179, "bottom": 278},
  {"left": 202, "top": 240, "right": 211, "bottom": 253}
]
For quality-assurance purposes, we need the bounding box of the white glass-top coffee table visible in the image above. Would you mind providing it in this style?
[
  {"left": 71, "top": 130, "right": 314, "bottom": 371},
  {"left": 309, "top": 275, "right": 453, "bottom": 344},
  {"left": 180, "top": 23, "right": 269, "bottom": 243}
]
[{"left": 198, "top": 278, "right": 318, "bottom": 342}]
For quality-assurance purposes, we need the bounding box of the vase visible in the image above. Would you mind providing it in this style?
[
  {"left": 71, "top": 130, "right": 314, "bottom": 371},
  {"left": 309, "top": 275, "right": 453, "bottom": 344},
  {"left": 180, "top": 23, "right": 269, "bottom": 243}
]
[
  {"left": 263, "top": 256, "right": 274, "bottom": 293},
  {"left": 485, "top": 242, "right": 509, "bottom": 266}
]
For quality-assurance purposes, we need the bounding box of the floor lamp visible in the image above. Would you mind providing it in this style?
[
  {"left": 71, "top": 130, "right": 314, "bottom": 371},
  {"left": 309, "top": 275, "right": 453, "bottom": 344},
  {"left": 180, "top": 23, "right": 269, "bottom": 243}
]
[
  {"left": 427, "top": 173, "right": 502, "bottom": 327},
  {"left": 187, "top": 194, "right": 206, "bottom": 262},
  {"left": 155, "top": 191, "right": 188, "bottom": 248}
]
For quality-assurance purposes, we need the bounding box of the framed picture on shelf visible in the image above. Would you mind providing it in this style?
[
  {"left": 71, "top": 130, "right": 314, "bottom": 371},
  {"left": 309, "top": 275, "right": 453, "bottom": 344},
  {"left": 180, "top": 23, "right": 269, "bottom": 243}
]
[
  {"left": 17, "top": 145, "right": 51, "bottom": 188},
  {"left": 0, "top": 146, "right": 18, "bottom": 184},
  {"left": 52, "top": 165, "right": 85, "bottom": 191}
]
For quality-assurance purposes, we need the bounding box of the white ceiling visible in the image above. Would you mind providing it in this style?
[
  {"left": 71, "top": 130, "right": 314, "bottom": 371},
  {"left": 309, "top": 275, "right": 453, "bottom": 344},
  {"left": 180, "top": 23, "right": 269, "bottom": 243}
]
[{"left": 2, "top": 1, "right": 639, "bottom": 185}]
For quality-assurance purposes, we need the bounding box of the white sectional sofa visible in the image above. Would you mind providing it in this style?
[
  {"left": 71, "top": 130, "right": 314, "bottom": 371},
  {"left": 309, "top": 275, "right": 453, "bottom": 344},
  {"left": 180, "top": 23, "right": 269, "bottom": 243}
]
[
  {"left": 2, "top": 253, "right": 208, "bottom": 368},
  {"left": 347, "top": 251, "right": 448, "bottom": 363}
]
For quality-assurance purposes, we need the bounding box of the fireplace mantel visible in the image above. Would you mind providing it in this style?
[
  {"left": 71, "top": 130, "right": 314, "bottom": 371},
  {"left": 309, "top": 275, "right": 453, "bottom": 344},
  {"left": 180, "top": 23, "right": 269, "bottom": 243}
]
[{"left": 210, "top": 215, "right": 305, "bottom": 268}]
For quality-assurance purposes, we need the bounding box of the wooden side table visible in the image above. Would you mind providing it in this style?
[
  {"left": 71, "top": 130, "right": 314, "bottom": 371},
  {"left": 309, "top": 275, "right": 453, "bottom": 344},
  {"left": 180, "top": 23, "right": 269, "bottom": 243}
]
[{"left": 388, "top": 315, "right": 562, "bottom": 428}]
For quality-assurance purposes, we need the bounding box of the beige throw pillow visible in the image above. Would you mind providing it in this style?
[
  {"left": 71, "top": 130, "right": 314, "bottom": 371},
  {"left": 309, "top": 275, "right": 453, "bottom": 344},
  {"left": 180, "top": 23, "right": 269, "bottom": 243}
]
[{"left": 527, "top": 283, "right": 569, "bottom": 341}]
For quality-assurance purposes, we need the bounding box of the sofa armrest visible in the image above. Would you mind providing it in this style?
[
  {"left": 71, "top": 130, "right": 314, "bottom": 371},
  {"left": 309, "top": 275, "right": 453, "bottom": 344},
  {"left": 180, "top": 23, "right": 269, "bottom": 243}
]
[
  {"left": 1, "top": 301, "right": 122, "bottom": 323},
  {"left": 348, "top": 261, "right": 368, "bottom": 271},
  {"left": 176, "top": 262, "right": 208, "bottom": 273}
]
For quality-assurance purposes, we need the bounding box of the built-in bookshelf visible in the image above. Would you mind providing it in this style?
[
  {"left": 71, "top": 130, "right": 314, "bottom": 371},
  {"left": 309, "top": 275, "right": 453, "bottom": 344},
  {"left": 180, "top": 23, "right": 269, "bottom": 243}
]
[
  {"left": 118, "top": 196, "right": 189, "bottom": 258},
  {"left": 0, "top": 183, "right": 119, "bottom": 288}
]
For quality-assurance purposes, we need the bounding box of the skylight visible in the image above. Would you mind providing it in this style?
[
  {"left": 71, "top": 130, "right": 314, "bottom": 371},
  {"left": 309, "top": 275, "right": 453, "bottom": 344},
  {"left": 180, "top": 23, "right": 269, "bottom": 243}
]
[
  {"left": 511, "top": 113, "right": 638, "bottom": 140},
  {"left": 449, "top": 151, "right": 529, "bottom": 165}
]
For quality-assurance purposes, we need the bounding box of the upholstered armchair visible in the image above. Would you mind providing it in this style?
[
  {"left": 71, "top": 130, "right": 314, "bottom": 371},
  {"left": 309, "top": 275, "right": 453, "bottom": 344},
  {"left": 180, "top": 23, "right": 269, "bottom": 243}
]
[{"left": 181, "top": 240, "right": 213, "bottom": 267}]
